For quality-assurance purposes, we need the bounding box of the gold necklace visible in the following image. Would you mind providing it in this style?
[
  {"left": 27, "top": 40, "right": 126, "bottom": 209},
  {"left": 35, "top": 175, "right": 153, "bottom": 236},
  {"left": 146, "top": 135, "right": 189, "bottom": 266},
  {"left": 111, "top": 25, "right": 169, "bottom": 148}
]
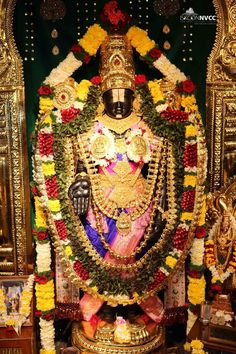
[
  {"left": 92, "top": 141, "right": 168, "bottom": 260},
  {"left": 77, "top": 132, "right": 163, "bottom": 225},
  {"left": 69, "top": 139, "right": 178, "bottom": 268},
  {"left": 98, "top": 113, "right": 141, "bottom": 135}
]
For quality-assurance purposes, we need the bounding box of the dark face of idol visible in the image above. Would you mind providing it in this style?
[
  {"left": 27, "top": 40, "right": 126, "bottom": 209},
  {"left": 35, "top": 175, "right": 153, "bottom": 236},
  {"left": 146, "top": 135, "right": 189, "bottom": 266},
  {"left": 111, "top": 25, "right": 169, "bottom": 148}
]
[{"left": 103, "top": 88, "right": 134, "bottom": 119}]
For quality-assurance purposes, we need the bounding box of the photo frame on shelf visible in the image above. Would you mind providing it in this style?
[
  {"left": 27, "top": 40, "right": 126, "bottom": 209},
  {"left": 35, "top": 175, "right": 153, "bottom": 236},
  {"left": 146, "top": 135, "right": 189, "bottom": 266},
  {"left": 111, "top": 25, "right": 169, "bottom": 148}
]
[{"left": 0, "top": 276, "right": 33, "bottom": 327}]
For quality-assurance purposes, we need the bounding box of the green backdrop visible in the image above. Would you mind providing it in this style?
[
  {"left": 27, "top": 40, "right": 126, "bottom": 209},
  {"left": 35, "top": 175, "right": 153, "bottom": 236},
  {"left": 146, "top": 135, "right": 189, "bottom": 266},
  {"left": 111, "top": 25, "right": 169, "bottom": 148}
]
[{"left": 14, "top": 0, "right": 216, "bottom": 174}]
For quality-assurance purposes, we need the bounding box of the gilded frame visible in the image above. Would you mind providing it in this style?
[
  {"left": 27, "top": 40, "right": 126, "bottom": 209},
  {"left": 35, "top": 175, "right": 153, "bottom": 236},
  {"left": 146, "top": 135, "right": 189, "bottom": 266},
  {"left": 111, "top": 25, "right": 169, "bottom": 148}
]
[
  {"left": 207, "top": 0, "right": 236, "bottom": 191},
  {"left": 0, "top": 0, "right": 234, "bottom": 274},
  {"left": 0, "top": 0, "right": 31, "bottom": 275}
]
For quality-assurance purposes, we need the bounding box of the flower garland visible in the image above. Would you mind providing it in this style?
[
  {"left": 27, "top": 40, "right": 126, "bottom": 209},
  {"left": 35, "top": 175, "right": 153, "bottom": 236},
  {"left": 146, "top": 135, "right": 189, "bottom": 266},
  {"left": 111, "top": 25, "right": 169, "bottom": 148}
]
[
  {"left": 0, "top": 274, "right": 34, "bottom": 334},
  {"left": 33, "top": 71, "right": 206, "bottom": 309},
  {"left": 33, "top": 187, "right": 56, "bottom": 354},
  {"left": 205, "top": 213, "right": 236, "bottom": 292}
]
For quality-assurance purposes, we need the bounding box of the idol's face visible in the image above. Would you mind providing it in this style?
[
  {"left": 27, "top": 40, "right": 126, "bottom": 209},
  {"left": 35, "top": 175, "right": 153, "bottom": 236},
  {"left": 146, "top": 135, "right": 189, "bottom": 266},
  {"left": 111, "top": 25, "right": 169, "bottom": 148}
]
[{"left": 103, "top": 88, "right": 134, "bottom": 119}]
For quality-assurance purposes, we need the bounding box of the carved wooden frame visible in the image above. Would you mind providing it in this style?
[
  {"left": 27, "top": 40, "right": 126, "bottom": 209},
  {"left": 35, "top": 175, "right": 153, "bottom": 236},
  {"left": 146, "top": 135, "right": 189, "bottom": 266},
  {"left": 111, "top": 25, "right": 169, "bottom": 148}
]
[
  {"left": 207, "top": 0, "right": 236, "bottom": 191},
  {"left": 0, "top": 0, "right": 31, "bottom": 275},
  {"left": 0, "top": 0, "right": 234, "bottom": 273}
]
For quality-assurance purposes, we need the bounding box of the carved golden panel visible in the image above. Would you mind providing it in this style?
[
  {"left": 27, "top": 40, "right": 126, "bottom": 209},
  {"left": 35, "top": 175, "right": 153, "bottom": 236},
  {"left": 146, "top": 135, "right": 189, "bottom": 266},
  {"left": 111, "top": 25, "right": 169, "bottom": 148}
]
[
  {"left": 0, "top": 0, "right": 32, "bottom": 274},
  {"left": 207, "top": 0, "right": 236, "bottom": 190}
]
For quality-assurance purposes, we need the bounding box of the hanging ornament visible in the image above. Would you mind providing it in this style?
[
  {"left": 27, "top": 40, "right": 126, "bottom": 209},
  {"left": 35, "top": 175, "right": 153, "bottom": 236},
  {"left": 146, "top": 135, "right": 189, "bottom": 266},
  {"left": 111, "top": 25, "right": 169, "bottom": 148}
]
[
  {"left": 52, "top": 45, "right": 60, "bottom": 55},
  {"left": 40, "top": 0, "right": 66, "bottom": 21},
  {"left": 51, "top": 29, "right": 58, "bottom": 39},
  {"left": 163, "top": 40, "right": 171, "bottom": 50},
  {"left": 153, "top": 0, "right": 180, "bottom": 17},
  {"left": 163, "top": 25, "right": 170, "bottom": 34}
]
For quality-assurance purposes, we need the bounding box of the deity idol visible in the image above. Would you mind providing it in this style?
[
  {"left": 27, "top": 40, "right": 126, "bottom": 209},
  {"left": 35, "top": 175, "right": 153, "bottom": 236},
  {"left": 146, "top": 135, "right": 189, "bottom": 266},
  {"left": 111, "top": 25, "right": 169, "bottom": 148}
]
[{"left": 33, "top": 11, "right": 207, "bottom": 353}]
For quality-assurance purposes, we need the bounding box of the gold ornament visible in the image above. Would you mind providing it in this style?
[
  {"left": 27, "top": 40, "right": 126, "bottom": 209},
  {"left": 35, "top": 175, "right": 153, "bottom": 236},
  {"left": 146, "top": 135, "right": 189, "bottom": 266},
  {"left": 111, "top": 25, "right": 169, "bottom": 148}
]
[
  {"left": 100, "top": 34, "right": 135, "bottom": 93},
  {"left": 116, "top": 211, "right": 132, "bottom": 237},
  {"left": 90, "top": 135, "right": 111, "bottom": 160},
  {"left": 130, "top": 135, "right": 148, "bottom": 156},
  {"left": 98, "top": 113, "right": 141, "bottom": 135},
  {"left": 53, "top": 80, "right": 76, "bottom": 109}
]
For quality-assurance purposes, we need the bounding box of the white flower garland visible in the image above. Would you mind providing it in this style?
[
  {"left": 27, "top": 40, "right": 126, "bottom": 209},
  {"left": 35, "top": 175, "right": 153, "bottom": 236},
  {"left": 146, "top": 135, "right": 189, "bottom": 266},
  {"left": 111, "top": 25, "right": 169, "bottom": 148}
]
[
  {"left": 44, "top": 52, "right": 82, "bottom": 87},
  {"left": 153, "top": 54, "right": 187, "bottom": 83}
]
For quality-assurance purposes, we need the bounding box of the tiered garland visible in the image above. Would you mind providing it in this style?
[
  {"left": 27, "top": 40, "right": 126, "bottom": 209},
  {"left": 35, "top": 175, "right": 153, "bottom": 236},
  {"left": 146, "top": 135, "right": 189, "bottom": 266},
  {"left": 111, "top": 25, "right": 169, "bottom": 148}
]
[
  {"left": 34, "top": 78, "right": 206, "bottom": 305},
  {"left": 34, "top": 16, "right": 207, "bottom": 350}
]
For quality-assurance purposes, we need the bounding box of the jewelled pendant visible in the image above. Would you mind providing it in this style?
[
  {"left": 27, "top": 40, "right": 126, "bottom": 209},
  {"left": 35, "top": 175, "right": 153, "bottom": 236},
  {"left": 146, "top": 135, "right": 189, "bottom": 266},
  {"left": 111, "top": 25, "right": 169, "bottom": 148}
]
[{"left": 116, "top": 212, "right": 131, "bottom": 237}]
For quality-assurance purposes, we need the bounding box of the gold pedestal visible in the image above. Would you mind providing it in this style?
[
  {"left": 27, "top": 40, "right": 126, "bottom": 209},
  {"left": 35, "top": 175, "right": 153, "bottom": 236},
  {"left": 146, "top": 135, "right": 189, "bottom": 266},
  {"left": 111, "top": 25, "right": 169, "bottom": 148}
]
[{"left": 72, "top": 322, "right": 164, "bottom": 354}]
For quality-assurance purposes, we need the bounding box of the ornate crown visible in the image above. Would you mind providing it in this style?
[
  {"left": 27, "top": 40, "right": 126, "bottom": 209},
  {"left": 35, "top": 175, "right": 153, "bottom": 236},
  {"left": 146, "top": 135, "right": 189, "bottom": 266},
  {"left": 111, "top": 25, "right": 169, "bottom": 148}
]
[{"left": 100, "top": 34, "right": 135, "bottom": 93}]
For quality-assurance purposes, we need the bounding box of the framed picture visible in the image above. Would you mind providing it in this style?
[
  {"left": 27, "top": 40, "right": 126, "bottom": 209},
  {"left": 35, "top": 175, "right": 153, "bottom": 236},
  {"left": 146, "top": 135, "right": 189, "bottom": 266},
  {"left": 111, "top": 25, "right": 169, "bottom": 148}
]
[{"left": 0, "top": 276, "right": 33, "bottom": 327}]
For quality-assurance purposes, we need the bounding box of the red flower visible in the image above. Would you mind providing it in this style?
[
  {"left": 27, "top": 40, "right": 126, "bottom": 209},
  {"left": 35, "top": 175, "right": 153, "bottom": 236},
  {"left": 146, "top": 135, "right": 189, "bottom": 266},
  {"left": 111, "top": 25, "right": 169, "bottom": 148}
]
[
  {"left": 31, "top": 185, "right": 39, "bottom": 196},
  {"left": 35, "top": 310, "right": 42, "bottom": 317},
  {"left": 73, "top": 260, "right": 89, "bottom": 280},
  {"left": 181, "top": 190, "right": 195, "bottom": 211},
  {"left": 196, "top": 226, "right": 207, "bottom": 239},
  {"left": 160, "top": 108, "right": 189, "bottom": 122},
  {"left": 83, "top": 54, "right": 91, "bottom": 64},
  {"left": 149, "top": 48, "right": 162, "bottom": 59},
  {"left": 37, "top": 231, "right": 48, "bottom": 241},
  {"left": 173, "top": 227, "right": 188, "bottom": 251},
  {"left": 211, "top": 284, "right": 222, "bottom": 292},
  {"left": 90, "top": 76, "right": 101, "bottom": 85},
  {"left": 189, "top": 269, "right": 201, "bottom": 278},
  {"left": 183, "top": 143, "right": 197, "bottom": 167},
  {"left": 182, "top": 80, "right": 196, "bottom": 94},
  {"left": 103, "top": 1, "right": 125, "bottom": 26},
  {"left": 45, "top": 176, "right": 59, "bottom": 198},
  {"left": 55, "top": 220, "right": 67, "bottom": 240},
  {"left": 135, "top": 74, "right": 147, "bottom": 85},
  {"left": 71, "top": 44, "right": 82, "bottom": 53},
  {"left": 38, "top": 85, "right": 53, "bottom": 96},
  {"left": 61, "top": 106, "right": 80, "bottom": 123},
  {"left": 38, "top": 133, "right": 54, "bottom": 156},
  {"left": 43, "top": 313, "right": 54, "bottom": 321},
  {"left": 35, "top": 274, "right": 48, "bottom": 284}
]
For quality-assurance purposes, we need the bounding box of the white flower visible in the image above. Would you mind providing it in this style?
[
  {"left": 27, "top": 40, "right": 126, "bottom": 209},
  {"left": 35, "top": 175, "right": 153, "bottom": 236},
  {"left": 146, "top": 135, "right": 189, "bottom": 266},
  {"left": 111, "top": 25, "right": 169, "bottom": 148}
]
[
  {"left": 74, "top": 101, "right": 85, "bottom": 110},
  {"left": 44, "top": 53, "right": 82, "bottom": 87},
  {"left": 190, "top": 238, "right": 204, "bottom": 266},
  {"left": 54, "top": 110, "right": 62, "bottom": 124},
  {"left": 156, "top": 103, "right": 168, "bottom": 113},
  {"left": 36, "top": 242, "right": 51, "bottom": 273},
  {"left": 39, "top": 318, "right": 55, "bottom": 350},
  {"left": 153, "top": 55, "right": 186, "bottom": 83}
]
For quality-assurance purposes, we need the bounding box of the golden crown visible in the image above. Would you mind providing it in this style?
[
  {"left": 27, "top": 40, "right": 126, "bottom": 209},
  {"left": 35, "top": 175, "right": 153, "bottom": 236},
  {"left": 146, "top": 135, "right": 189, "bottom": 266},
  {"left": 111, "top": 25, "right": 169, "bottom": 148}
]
[{"left": 100, "top": 34, "right": 135, "bottom": 93}]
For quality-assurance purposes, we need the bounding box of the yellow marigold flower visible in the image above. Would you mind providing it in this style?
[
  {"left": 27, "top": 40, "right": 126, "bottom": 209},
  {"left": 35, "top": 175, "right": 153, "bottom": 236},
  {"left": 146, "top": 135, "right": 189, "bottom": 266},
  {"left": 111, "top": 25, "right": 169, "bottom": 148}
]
[
  {"left": 42, "top": 162, "right": 56, "bottom": 176},
  {"left": 205, "top": 240, "right": 214, "bottom": 246},
  {"left": 136, "top": 39, "right": 155, "bottom": 56},
  {"left": 184, "top": 342, "right": 191, "bottom": 351},
  {"left": 6, "top": 319, "right": 15, "bottom": 326},
  {"left": 65, "top": 245, "right": 73, "bottom": 257},
  {"left": 132, "top": 292, "right": 139, "bottom": 300},
  {"left": 35, "top": 196, "right": 47, "bottom": 228},
  {"left": 184, "top": 175, "right": 197, "bottom": 187},
  {"left": 165, "top": 256, "right": 178, "bottom": 269},
  {"left": 80, "top": 24, "right": 107, "bottom": 56},
  {"left": 211, "top": 276, "right": 221, "bottom": 283},
  {"left": 148, "top": 81, "right": 164, "bottom": 103},
  {"left": 127, "top": 26, "right": 140, "bottom": 41},
  {"left": 186, "top": 124, "right": 196, "bottom": 138},
  {"left": 91, "top": 286, "right": 98, "bottom": 292},
  {"left": 40, "top": 349, "right": 56, "bottom": 354},
  {"left": 39, "top": 97, "right": 54, "bottom": 114},
  {"left": 75, "top": 79, "right": 92, "bottom": 101},
  {"left": 48, "top": 199, "right": 60, "bottom": 213},
  {"left": 43, "top": 115, "right": 53, "bottom": 125},
  {"left": 181, "top": 95, "right": 198, "bottom": 112},
  {"left": 191, "top": 339, "right": 204, "bottom": 350},
  {"left": 180, "top": 212, "right": 193, "bottom": 222},
  {"left": 188, "top": 276, "right": 206, "bottom": 305}
]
